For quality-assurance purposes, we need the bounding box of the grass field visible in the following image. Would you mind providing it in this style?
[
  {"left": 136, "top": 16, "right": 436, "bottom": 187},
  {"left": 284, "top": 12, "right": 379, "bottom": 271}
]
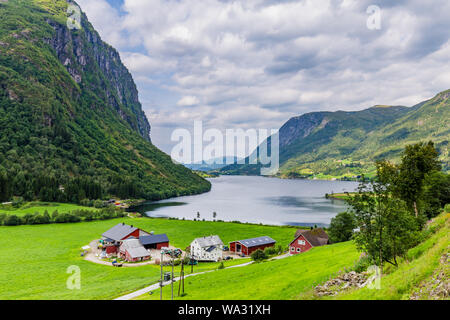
[
  {"left": 0, "top": 202, "right": 99, "bottom": 217},
  {"left": 333, "top": 212, "right": 449, "bottom": 300},
  {"left": 0, "top": 217, "right": 296, "bottom": 299},
  {"left": 135, "top": 241, "right": 359, "bottom": 300}
]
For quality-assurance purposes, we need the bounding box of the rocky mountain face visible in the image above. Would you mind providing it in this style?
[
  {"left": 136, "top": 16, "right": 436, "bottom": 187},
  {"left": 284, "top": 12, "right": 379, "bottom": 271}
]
[
  {"left": 44, "top": 11, "right": 151, "bottom": 141},
  {"left": 0, "top": 0, "right": 210, "bottom": 201}
]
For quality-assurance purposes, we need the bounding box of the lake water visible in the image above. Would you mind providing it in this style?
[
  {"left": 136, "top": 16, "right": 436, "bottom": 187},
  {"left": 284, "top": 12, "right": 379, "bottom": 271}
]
[{"left": 134, "top": 176, "right": 359, "bottom": 227}]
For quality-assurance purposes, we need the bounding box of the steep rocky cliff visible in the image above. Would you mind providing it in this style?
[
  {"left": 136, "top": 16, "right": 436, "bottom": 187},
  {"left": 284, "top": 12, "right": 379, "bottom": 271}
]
[
  {"left": 0, "top": 0, "right": 210, "bottom": 201},
  {"left": 44, "top": 8, "right": 151, "bottom": 141}
]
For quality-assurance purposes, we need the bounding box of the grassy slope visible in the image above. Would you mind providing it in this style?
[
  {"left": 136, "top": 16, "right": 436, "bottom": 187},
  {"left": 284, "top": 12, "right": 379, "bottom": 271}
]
[
  {"left": 0, "top": 217, "right": 295, "bottom": 300},
  {"left": 333, "top": 212, "right": 449, "bottom": 300},
  {"left": 0, "top": 202, "right": 99, "bottom": 216},
  {"left": 136, "top": 241, "right": 359, "bottom": 300}
]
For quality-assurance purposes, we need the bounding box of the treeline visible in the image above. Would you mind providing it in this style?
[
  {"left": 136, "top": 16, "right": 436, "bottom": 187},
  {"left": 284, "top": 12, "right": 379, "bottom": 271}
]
[
  {"left": 327, "top": 141, "right": 449, "bottom": 270},
  {"left": 0, "top": 207, "right": 127, "bottom": 226}
]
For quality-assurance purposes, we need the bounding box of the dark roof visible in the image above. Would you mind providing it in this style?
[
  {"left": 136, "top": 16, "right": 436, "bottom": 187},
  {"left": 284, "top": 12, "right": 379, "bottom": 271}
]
[
  {"left": 102, "top": 223, "right": 138, "bottom": 241},
  {"left": 293, "top": 229, "right": 329, "bottom": 247},
  {"left": 295, "top": 228, "right": 329, "bottom": 240},
  {"left": 235, "top": 236, "right": 276, "bottom": 248},
  {"left": 205, "top": 245, "right": 216, "bottom": 252},
  {"left": 140, "top": 234, "right": 169, "bottom": 246}
]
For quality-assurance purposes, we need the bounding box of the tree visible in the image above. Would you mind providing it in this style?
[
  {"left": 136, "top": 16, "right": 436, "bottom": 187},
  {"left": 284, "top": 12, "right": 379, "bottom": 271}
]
[
  {"left": 393, "top": 141, "right": 441, "bottom": 217},
  {"left": 422, "top": 171, "right": 450, "bottom": 219},
  {"left": 328, "top": 211, "right": 356, "bottom": 243},
  {"left": 250, "top": 249, "right": 268, "bottom": 262},
  {"left": 347, "top": 171, "right": 420, "bottom": 272}
]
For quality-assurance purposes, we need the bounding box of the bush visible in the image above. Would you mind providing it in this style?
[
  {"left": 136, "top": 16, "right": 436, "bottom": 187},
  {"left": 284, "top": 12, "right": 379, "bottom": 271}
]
[
  {"left": 11, "top": 196, "right": 24, "bottom": 208},
  {"left": 0, "top": 213, "right": 6, "bottom": 225},
  {"left": 218, "top": 262, "right": 225, "bottom": 269},
  {"left": 173, "top": 259, "right": 181, "bottom": 266},
  {"left": 353, "top": 253, "right": 373, "bottom": 273},
  {"left": 251, "top": 249, "right": 268, "bottom": 262},
  {"left": 4, "top": 214, "right": 20, "bottom": 226},
  {"left": 264, "top": 246, "right": 277, "bottom": 256},
  {"left": 93, "top": 199, "right": 105, "bottom": 208}
]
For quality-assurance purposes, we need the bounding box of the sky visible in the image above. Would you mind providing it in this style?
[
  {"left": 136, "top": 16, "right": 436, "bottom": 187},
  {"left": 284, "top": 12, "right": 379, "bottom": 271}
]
[{"left": 76, "top": 0, "right": 450, "bottom": 155}]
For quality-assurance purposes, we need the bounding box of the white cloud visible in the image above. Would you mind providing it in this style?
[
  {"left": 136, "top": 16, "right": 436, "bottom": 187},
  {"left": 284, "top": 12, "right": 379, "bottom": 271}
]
[
  {"left": 78, "top": 0, "right": 450, "bottom": 153},
  {"left": 177, "top": 96, "right": 200, "bottom": 106}
]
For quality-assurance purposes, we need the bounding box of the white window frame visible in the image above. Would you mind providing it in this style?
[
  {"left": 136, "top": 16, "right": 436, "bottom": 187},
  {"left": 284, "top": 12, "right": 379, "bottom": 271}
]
[{"left": 298, "top": 240, "right": 306, "bottom": 245}]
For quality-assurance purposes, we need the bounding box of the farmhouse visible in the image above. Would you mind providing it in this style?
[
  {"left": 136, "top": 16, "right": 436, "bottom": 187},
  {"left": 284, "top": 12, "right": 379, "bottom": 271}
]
[
  {"left": 190, "top": 235, "right": 224, "bottom": 262},
  {"left": 140, "top": 233, "right": 170, "bottom": 250},
  {"left": 289, "top": 228, "right": 329, "bottom": 254},
  {"left": 101, "top": 223, "right": 150, "bottom": 254},
  {"left": 119, "top": 239, "right": 151, "bottom": 262},
  {"left": 229, "top": 236, "right": 276, "bottom": 256}
]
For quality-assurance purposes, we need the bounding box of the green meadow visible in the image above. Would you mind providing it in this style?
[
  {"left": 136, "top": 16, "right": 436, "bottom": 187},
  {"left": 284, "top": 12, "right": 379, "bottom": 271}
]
[
  {"left": 0, "top": 202, "right": 99, "bottom": 217},
  {"left": 0, "top": 217, "right": 296, "bottom": 300},
  {"left": 135, "top": 241, "right": 359, "bottom": 300}
]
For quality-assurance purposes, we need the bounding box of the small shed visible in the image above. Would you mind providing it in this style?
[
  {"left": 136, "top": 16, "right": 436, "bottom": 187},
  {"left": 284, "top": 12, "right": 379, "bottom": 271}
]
[
  {"left": 119, "top": 239, "right": 151, "bottom": 262},
  {"left": 229, "top": 236, "right": 276, "bottom": 256},
  {"left": 139, "top": 234, "right": 170, "bottom": 250}
]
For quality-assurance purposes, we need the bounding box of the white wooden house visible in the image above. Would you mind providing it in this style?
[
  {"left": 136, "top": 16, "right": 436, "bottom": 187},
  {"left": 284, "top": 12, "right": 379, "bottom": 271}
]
[{"left": 190, "top": 235, "right": 224, "bottom": 262}]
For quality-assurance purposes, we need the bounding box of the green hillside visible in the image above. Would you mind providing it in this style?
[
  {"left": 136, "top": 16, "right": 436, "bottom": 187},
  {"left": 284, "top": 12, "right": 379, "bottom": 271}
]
[
  {"left": 136, "top": 211, "right": 449, "bottom": 301},
  {"left": 221, "top": 90, "right": 449, "bottom": 179},
  {"left": 0, "top": 0, "right": 210, "bottom": 203}
]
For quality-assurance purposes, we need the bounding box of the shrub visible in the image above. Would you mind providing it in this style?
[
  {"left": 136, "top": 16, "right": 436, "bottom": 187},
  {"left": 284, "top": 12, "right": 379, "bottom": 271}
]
[
  {"left": 218, "top": 262, "right": 225, "bottom": 269},
  {"left": 251, "top": 249, "right": 268, "bottom": 262},
  {"left": 173, "top": 259, "right": 181, "bottom": 266},
  {"left": 264, "top": 246, "right": 277, "bottom": 256},
  {"left": 93, "top": 200, "right": 105, "bottom": 208},
  {"left": 0, "top": 213, "right": 6, "bottom": 225},
  {"left": 353, "top": 253, "right": 373, "bottom": 273},
  {"left": 4, "top": 214, "right": 20, "bottom": 226}
]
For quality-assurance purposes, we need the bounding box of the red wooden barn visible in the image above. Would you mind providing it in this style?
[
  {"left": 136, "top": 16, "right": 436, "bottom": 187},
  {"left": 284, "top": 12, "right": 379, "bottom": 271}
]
[
  {"left": 289, "top": 228, "right": 329, "bottom": 254},
  {"left": 229, "top": 236, "right": 276, "bottom": 256},
  {"left": 101, "top": 223, "right": 149, "bottom": 254}
]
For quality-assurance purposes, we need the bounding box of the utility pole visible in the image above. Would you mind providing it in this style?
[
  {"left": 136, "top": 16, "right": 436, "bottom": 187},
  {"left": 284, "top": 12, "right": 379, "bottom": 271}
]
[
  {"left": 160, "top": 250, "right": 163, "bottom": 300},
  {"left": 171, "top": 254, "right": 174, "bottom": 300}
]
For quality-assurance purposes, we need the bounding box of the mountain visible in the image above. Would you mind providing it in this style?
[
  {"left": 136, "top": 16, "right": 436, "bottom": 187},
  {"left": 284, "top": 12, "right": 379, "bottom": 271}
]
[
  {"left": 184, "top": 156, "right": 243, "bottom": 171},
  {"left": 221, "top": 90, "right": 450, "bottom": 178},
  {"left": 0, "top": 0, "right": 210, "bottom": 202}
]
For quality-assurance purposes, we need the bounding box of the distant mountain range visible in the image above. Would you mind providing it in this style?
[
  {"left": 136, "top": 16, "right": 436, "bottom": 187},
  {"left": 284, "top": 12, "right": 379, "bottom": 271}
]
[
  {"left": 221, "top": 89, "right": 450, "bottom": 179},
  {"left": 0, "top": 0, "right": 210, "bottom": 202},
  {"left": 184, "top": 156, "right": 242, "bottom": 171}
]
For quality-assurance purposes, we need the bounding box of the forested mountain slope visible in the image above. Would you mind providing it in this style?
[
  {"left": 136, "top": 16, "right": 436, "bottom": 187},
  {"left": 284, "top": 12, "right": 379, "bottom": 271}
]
[
  {"left": 221, "top": 90, "right": 449, "bottom": 178},
  {"left": 0, "top": 0, "right": 210, "bottom": 202}
]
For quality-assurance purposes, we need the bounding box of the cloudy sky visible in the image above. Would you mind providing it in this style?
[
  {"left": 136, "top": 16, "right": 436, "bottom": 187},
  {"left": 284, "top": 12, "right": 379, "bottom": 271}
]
[{"left": 77, "top": 0, "right": 450, "bottom": 155}]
